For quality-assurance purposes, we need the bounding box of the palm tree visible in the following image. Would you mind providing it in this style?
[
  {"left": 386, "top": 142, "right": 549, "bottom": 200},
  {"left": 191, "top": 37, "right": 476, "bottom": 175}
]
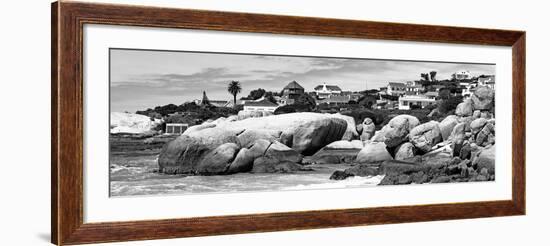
[{"left": 227, "top": 80, "right": 242, "bottom": 105}]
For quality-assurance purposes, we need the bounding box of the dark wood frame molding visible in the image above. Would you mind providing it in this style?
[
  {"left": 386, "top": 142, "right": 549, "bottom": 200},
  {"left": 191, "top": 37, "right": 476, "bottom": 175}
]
[{"left": 52, "top": 1, "right": 526, "bottom": 245}]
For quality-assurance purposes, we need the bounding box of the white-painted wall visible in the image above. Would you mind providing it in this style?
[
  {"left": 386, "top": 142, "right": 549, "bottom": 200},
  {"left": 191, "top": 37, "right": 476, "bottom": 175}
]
[{"left": 0, "top": 0, "right": 547, "bottom": 246}]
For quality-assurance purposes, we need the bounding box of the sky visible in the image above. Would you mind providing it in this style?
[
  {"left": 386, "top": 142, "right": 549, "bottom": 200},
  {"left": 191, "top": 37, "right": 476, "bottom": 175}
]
[{"left": 110, "top": 48, "right": 495, "bottom": 113}]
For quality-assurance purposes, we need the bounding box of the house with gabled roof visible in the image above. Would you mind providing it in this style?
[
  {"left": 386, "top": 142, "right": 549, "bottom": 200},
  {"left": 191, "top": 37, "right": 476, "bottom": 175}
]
[
  {"left": 386, "top": 82, "right": 406, "bottom": 96},
  {"left": 314, "top": 83, "right": 342, "bottom": 99}
]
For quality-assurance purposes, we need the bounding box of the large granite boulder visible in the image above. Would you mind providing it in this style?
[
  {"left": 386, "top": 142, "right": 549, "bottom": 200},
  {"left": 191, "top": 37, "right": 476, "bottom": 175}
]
[
  {"left": 237, "top": 110, "right": 273, "bottom": 120},
  {"left": 159, "top": 112, "right": 347, "bottom": 174},
  {"left": 409, "top": 121, "right": 443, "bottom": 153},
  {"left": 329, "top": 164, "right": 378, "bottom": 180},
  {"left": 227, "top": 139, "right": 271, "bottom": 174},
  {"left": 471, "top": 86, "right": 495, "bottom": 110},
  {"left": 195, "top": 143, "right": 240, "bottom": 175},
  {"left": 394, "top": 142, "right": 416, "bottom": 160},
  {"left": 330, "top": 113, "right": 359, "bottom": 141},
  {"left": 473, "top": 145, "right": 495, "bottom": 174},
  {"left": 356, "top": 141, "right": 393, "bottom": 163},
  {"left": 324, "top": 140, "right": 364, "bottom": 149},
  {"left": 475, "top": 122, "right": 495, "bottom": 147},
  {"left": 470, "top": 118, "right": 488, "bottom": 136},
  {"left": 307, "top": 140, "right": 362, "bottom": 164},
  {"left": 455, "top": 99, "right": 474, "bottom": 117},
  {"left": 379, "top": 115, "right": 420, "bottom": 147},
  {"left": 439, "top": 115, "right": 460, "bottom": 140},
  {"left": 360, "top": 117, "right": 376, "bottom": 141}
]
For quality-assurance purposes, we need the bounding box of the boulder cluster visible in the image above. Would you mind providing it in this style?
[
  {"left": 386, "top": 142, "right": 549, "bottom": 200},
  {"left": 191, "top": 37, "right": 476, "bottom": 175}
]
[
  {"left": 158, "top": 112, "right": 355, "bottom": 175},
  {"left": 158, "top": 86, "right": 496, "bottom": 185},
  {"left": 330, "top": 86, "right": 496, "bottom": 184}
]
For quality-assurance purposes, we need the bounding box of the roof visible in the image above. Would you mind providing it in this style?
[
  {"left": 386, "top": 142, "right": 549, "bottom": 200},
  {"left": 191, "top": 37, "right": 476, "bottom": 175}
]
[
  {"left": 244, "top": 99, "right": 278, "bottom": 107},
  {"left": 314, "top": 84, "right": 342, "bottom": 91},
  {"left": 399, "top": 95, "right": 436, "bottom": 102},
  {"left": 388, "top": 82, "right": 406, "bottom": 87},
  {"left": 284, "top": 81, "right": 304, "bottom": 90},
  {"left": 424, "top": 91, "right": 439, "bottom": 97}
]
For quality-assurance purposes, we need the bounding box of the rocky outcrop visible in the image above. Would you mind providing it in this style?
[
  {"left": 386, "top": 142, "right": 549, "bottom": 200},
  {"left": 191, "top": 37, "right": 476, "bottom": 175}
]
[
  {"left": 329, "top": 164, "right": 378, "bottom": 180},
  {"left": 251, "top": 158, "right": 305, "bottom": 173},
  {"left": 330, "top": 113, "right": 359, "bottom": 141},
  {"left": 395, "top": 142, "right": 416, "bottom": 160},
  {"left": 158, "top": 112, "right": 347, "bottom": 174},
  {"left": 306, "top": 140, "right": 363, "bottom": 164},
  {"left": 455, "top": 99, "right": 473, "bottom": 116},
  {"left": 324, "top": 140, "right": 364, "bottom": 149},
  {"left": 473, "top": 145, "right": 495, "bottom": 175},
  {"left": 377, "top": 115, "right": 420, "bottom": 147},
  {"left": 195, "top": 143, "right": 240, "bottom": 175},
  {"left": 439, "top": 115, "right": 460, "bottom": 140},
  {"left": 237, "top": 110, "right": 273, "bottom": 120},
  {"left": 360, "top": 118, "right": 376, "bottom": 141},
  {"left": 409, "top": 121, "right": 443, "bottom": 153},
  {"left": 356, "top": 141, "right": 393, "bottom": 163},
  {"left": 471, "top": 86, "right": 495, "bottom": 110}
]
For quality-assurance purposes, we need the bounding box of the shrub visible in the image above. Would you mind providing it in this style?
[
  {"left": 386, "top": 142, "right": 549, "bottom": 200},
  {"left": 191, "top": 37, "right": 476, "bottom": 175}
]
[{"left": 438, "top": 96, "right": 463, "bottom": 113}]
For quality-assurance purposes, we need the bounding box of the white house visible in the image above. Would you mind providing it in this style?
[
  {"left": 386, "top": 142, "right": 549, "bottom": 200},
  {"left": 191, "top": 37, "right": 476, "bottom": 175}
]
[
  {"left": 314, "top": 83, "right": 342, "bottom": 99},
  {"left": 452, "top": 70, "right": 472, "bottom": 80},
  {"left": 386, "top": 82, "right": 406, "bottom": 96},
  {"left": 398, "top": 95, "right": 436, "bottom": 110},
  {"left": 243, "top": 98, "right": 279, "bottom": 112}
]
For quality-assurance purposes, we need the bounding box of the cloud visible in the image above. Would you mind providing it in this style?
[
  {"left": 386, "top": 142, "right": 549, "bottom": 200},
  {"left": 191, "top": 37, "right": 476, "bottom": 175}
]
[{"left": 110, "top": 49, "right": 495, "bottom": 113}]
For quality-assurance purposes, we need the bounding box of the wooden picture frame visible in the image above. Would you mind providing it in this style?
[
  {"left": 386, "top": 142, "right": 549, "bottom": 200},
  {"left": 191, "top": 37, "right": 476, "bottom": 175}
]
[{"left": 51, "top": 1, "right": 525, "bottom": 245}]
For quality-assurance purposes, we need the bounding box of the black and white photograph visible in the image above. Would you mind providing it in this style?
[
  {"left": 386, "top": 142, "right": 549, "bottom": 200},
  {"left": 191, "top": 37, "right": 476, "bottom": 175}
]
[{"left": 109, "top": 48, "right": 496, "bottom": 197}]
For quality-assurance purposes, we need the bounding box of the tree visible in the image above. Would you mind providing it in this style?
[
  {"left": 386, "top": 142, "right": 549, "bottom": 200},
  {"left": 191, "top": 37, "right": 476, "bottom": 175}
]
[
  {"left": 227, "top": 80, "right": 242, "bottom": 105},
  {"left": 421, "top": 73, "right": 430, "bottom": 81},
  {"left": 429, "top": 71, "right": 437, "bottom": 82},
  {"left": 248, "top": 88, "right": 266, "bottom": 100},
  {"left": 295, "top": 93, "right": 316, "bottom": 107}
]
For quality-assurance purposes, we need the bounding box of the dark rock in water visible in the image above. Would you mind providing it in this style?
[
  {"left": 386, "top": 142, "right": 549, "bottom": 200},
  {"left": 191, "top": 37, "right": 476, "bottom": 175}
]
[
  {"left": 250, "top": 157, "right": 303, "bottom": 173},
  {"left": 379, "top": 160, "right": 427, "bottom": 175},
  {"left": 330, "top": 170, "right": 353, "bottom": 180},
  {"left": 431, "top": 175, "right": 451, "bottom": 183},
  {"left": 411, "top": 171, "right": 428, "bottom": 184},
  {"left": 397, "top": 174, "right": 413, "bottom": 184},
  {"left": 445, "top": 164, "right": 461, "bottom": 175},
  {"left": 329, "top": 164, "right": 378, "bottom": 180}
]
